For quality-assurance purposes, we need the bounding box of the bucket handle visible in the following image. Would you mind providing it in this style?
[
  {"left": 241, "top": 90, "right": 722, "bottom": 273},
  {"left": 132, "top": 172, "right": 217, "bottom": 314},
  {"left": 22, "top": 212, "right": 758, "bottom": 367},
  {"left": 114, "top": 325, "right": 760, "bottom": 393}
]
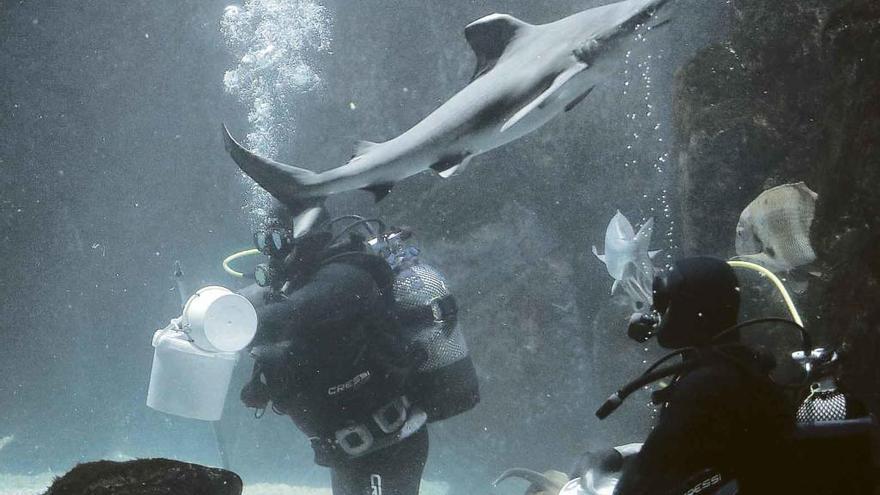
[{"left": 152, "top": 318, "right": 194, "bottom": 347}]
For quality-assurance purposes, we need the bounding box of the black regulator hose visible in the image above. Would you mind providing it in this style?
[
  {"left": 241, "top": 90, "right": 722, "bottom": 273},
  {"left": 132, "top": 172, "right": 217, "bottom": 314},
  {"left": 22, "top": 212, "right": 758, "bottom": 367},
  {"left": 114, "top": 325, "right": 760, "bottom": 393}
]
[
  {"left": 595, "top": 317, "right": 810, "bottom": 420},
  {"left": 596, "top": 359, "right": 700, "bottom": 419},
  {"left": 713, "top": 317, "right": 811, "bottom": 352}
]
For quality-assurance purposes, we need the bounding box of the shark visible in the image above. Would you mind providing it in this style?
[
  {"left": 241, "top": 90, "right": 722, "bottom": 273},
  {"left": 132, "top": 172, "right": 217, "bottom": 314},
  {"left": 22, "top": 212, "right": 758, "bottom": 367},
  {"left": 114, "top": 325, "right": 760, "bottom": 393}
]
[
  {"left": 592, "top": 210, "right": 661, "bottom": 309},
  {"left": 223, "top": 0, "right": 673, "bottom": 216}
]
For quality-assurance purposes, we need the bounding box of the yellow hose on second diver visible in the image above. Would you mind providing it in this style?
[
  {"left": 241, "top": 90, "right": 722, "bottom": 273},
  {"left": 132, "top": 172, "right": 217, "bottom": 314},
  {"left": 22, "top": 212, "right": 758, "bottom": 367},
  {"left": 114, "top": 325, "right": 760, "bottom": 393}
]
[
  {"left": 727, "top": 260, "right": 804, "bottom": 327},
  {"left": 223, "top": 248, "right": 261, "bottom": 278}
]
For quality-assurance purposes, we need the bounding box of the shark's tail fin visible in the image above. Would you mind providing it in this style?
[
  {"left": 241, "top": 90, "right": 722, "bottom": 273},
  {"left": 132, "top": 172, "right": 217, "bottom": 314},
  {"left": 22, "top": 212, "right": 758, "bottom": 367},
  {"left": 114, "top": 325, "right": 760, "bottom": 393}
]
[{"left": 221, "top": 124, "right": 323, "bottom": 210}]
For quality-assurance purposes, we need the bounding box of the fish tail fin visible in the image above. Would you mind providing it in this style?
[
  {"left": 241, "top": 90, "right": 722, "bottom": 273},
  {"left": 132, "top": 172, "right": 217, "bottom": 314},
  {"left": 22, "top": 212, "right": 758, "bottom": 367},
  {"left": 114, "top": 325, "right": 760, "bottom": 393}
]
[
  {"left": 611, "top": 278, "right": 622, "bottom": 295},
  {"left": 222, "top": 124, "right": 323, "bottom": 207},
  {"left": 592, "top": 245, "right": 607, "bottom": 263}
]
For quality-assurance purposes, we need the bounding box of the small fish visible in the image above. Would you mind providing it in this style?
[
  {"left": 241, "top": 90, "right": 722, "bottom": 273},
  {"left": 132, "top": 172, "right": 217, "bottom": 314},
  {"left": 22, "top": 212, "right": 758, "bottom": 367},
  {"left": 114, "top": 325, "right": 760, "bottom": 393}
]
[
  {"left": 0, "top": 434, "right": 13, "bottom": 451},
  {"left": 735, "top": 182, "right": 818, "bottom": 273},
  {"left": 616, "top": 260, "right": 655, "bottom": 309},
  {"left": 593, "top": 211, "right": 660, "bottom": 309}
]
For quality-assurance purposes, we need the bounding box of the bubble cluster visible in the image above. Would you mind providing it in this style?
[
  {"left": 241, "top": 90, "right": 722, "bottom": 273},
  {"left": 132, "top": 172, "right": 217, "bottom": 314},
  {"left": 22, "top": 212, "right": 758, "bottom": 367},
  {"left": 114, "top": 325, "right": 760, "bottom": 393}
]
[
  {"left": 620, "top": 20, "right": 677, "bottom": 270},
  {"left": 220, "top": 0, "right": 332, "bottom": 223},
  {"left": 617, "top": 20, "right": 681, "bottom": 408}
]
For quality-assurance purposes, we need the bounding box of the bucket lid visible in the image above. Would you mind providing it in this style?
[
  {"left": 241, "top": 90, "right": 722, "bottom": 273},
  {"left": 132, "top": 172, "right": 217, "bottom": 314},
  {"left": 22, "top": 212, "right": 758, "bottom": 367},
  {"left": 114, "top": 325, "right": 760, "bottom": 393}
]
[{"left": 181, "top": 286, "right": 258, "bottom": 352}]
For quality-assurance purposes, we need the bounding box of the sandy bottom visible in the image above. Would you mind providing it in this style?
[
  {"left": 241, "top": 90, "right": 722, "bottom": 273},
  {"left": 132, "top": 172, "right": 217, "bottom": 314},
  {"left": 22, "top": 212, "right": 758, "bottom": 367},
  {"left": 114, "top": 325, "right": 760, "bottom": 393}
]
[
  {"left": 0, "top": 473, "right": 449, "bottom": 495},
  {"left": 0, "top": 472, "right": 57, "bottom": 495},
  {"left": 244, "top": 480, "right": 448, "bottom": 495}
]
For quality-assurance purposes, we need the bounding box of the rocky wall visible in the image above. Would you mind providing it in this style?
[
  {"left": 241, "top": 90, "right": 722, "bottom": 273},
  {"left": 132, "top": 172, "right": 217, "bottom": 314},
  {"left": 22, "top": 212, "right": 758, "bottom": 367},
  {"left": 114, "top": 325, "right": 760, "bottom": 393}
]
[{"left": 673, "top": 0, "right": 880, "bottom": 414}]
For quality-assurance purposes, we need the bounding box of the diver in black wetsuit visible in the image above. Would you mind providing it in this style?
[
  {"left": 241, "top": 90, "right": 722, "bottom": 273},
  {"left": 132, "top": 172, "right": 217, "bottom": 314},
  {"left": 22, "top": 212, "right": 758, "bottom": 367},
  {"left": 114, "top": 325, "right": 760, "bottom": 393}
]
[
  {"left": 237, "top": 207, "right": 479, "bottom": 495},
  {"left": 612, "top": 256, "right": 794, "bottom": 495}
]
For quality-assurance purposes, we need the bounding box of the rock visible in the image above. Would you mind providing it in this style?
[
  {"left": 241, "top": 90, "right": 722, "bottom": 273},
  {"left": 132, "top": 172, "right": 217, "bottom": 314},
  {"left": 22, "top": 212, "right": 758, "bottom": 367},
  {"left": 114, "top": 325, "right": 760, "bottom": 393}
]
[
  {"left": 809, "top": 0, "right": 880, "bottom": 414},
  {"left": 672, "top": 0, "right": 880, "bottom": 414},
  {"left": 43, "top": 458, "right": 242, "bottom": 495}
]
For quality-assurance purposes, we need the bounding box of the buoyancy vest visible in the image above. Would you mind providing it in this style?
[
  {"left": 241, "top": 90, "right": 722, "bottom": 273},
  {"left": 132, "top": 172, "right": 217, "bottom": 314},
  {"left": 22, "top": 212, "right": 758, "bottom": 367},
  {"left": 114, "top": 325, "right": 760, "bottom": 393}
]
[{"left": 240, "top": 237, "right": 479, "bottom": 460}]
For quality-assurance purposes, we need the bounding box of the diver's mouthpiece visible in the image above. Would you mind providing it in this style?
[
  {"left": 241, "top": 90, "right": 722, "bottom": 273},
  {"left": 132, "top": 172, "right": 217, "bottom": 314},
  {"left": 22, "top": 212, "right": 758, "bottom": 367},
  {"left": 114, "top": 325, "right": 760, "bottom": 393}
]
[{"left": 627, "top": 312, "right": 659, "bottom": 343}]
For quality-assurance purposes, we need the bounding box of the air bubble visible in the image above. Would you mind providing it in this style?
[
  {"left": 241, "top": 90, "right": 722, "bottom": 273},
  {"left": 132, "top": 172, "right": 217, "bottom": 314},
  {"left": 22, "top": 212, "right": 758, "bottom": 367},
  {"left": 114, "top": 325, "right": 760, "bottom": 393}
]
[{"left": 220, "top": 0, "right": 332, "bottom": 227}]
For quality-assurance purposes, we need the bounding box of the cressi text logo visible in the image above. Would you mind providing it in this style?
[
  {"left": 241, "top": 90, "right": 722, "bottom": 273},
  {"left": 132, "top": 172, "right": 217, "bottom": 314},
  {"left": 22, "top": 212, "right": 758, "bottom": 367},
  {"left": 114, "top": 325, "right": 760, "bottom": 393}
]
[
  {"left": 328, "top": 371, "right": 371, "bottom": 396},
  {"left": 683, "top": 473, "right": 723, "bottom": 495}
]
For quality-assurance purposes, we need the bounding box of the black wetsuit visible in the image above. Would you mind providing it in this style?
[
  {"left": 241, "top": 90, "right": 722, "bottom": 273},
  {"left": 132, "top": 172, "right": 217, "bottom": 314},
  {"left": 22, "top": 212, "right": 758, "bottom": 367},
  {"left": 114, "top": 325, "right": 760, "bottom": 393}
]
[
  {"left": 240, "top": 252, "right": 427, "bottom": 495},
  {"left": 613, "top": 352, "right": 794, "bottom": 495}
]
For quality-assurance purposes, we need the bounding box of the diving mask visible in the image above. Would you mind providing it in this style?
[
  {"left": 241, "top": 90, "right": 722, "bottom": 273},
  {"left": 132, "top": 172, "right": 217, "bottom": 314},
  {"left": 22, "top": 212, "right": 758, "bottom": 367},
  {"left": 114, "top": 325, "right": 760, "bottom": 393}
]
[
  {"left": 254, "top": 263, "right": 278, "bottom": 288},
  {"left": 626, "top": 274, "right": 668, "bottom": 343},
  {"left": 253, "top": 227, "right": 295, "bottom": 257}
]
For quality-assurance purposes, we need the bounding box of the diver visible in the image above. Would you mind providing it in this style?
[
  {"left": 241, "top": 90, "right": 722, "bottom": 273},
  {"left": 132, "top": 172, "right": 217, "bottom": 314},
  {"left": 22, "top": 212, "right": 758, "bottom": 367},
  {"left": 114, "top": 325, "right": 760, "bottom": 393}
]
[
  {"left": 607, "top": 256, "right": 795, "bottom": 495},
  {"left": 235, "top": 203, "right": 480, "bottom": 495}
]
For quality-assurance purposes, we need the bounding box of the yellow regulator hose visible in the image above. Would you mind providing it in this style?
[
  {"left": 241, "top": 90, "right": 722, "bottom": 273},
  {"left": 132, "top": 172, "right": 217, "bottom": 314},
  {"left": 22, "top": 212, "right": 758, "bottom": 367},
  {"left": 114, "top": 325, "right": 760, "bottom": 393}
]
[
  {"left": 223, "top": 248, "right": 261, "bottom": 278},
  {"left": 727, "top": 260, "right": 804, "bottom": 327}
]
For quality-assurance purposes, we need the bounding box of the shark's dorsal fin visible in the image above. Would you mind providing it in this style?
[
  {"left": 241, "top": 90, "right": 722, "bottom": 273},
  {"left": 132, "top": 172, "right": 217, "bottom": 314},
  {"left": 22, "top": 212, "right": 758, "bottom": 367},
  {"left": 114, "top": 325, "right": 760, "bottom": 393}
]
[
  {"left": 501, "top": 62, "right": 588, "bottom": 133},
  {"left": 465, "top": 13, "right": 531, "bottom": 81},
  {"left": 351, "top": 140, "right": 380, "bottom": 160},
  {"left": 360, "top": 182, "right": 394, "bottom": 202}
]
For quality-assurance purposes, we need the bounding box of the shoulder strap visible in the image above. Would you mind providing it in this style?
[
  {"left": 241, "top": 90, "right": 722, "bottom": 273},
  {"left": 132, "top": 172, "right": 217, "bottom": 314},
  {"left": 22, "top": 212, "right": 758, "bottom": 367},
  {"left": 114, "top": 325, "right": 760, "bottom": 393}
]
[{"left": 320, "top": 250, "right": 397, "bottom": 309}]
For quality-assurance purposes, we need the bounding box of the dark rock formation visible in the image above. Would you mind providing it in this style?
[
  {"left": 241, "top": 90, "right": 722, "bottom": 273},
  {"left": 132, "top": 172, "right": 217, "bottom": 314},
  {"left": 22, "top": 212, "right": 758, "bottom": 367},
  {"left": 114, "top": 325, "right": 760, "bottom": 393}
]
[
  {"left": 672, "top": 0, "right": 880, "bottom": 413},
  {"left": 43, "top": 458, "right": 242, "bottom": 495},
  {"left": 811, "top": 0, "right": 880, "bottom": 418},
  {"left": 673, "top": 0, "right": 832, "bottom": 257}
]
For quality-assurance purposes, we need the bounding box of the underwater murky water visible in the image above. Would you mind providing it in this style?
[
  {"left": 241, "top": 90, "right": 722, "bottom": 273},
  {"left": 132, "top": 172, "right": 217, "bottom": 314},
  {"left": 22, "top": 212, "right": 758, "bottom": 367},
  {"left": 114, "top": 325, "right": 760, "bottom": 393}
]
[{"left": 4, "top": 0, "right": 877, "bottom": 493}]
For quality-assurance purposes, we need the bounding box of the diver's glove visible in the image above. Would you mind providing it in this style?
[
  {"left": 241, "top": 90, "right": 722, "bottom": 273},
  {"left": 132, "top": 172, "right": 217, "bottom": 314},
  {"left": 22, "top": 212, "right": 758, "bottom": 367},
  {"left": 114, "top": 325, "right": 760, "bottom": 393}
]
[
  {"left": 240, "top": 341, "right": 294, "bottom": 412},
  {"left": 240, "top": 370, "right": 270, "bottom": 410}
]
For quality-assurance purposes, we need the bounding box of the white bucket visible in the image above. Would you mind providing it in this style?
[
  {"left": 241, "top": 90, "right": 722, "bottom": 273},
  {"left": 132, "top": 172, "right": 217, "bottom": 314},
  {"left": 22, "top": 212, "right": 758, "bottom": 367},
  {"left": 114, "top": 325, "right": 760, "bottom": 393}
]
[
  {"left": 146, "top": 328, "right": 239, "bottom": 421},
  {"left": 181, "top": 286, "right": 257, "bottom": 353}
]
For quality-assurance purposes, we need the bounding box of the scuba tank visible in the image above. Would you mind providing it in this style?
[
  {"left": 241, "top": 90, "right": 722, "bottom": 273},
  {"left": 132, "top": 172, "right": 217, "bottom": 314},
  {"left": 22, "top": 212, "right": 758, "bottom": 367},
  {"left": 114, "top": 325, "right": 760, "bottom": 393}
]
[
  {"left": 366, "top": 224, "right": 479, "bottom": 421},
  {"left": 789, "top": 347, "right": 876, "bottom": 494}
]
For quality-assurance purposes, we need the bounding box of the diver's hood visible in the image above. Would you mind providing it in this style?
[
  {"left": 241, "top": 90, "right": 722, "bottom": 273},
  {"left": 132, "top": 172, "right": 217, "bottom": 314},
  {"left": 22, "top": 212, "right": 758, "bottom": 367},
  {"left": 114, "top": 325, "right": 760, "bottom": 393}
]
[
  {"left": 258, "top": 203, "right": 327, "bottom": 243},
  {"left": 655, "top": 256, "right": 740, "bottom": 349}
]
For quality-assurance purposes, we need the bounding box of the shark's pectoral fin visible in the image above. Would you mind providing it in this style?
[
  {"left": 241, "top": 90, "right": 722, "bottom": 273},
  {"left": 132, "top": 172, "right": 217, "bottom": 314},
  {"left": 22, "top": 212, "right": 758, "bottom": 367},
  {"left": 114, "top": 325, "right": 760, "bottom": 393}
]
[
  {"left": 293, "top": 207, "right": 325, "bottom": 239},
  {"left": 648, "top": 249, "right": 662, "bottom": 259},
  {"left": 430, "top": 153, "right": 473, "bottom": 179},
  {"left": 437, "top": 167, "right": 460, "bottom": 179},
  {"left": 465, "top": 14, "right": 532, "bottom": 81},
  {"left": 648, "top": 18, "right": 672, "bottom": 31},
  {"left": 565, "top": 86, "right": 595, "bottom": 112},
  {"left": 361, "top": 182, "right": 394, "bottom": 202},
  {"left": 501, "top": 62, "right": 588, "bottom": 133}
]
